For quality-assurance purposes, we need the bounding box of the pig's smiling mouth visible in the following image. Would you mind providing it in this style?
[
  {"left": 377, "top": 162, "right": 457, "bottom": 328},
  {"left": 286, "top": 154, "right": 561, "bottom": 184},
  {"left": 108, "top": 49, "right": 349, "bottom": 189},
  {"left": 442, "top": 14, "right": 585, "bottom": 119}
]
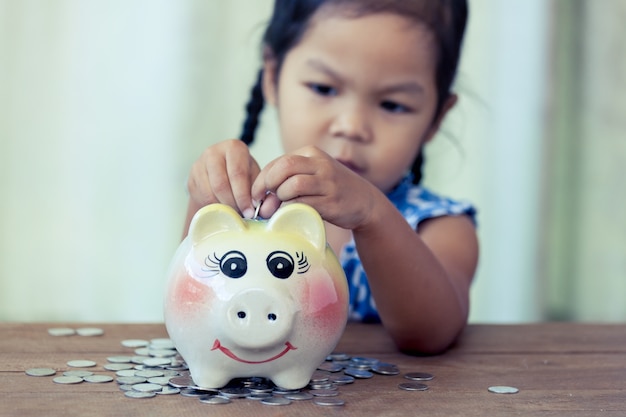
[{"left": 211, "top": 339, "right": 297, "bottom": 364}]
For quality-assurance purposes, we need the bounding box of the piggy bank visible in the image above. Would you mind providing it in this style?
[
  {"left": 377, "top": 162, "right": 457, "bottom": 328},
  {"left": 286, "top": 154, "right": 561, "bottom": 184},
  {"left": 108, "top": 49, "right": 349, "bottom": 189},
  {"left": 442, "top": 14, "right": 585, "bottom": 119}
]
[{"left": 164, "top": 203, "right": 349, "bottom": 389}]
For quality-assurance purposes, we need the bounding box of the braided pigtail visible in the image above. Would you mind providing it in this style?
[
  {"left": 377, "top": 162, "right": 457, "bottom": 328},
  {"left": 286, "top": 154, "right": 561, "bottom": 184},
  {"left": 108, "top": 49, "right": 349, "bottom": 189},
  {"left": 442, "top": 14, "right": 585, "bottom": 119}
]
[
  {"left": 240, "top": 69, "right": 265, "bottom": 145},
  {"left": 410, "top": 151, "right": 424, "bottom": 185}
]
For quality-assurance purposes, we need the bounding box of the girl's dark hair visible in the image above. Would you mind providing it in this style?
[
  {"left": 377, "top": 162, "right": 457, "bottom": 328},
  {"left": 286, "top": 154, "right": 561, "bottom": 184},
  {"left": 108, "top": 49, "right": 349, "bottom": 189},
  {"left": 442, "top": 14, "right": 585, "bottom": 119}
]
[{"left": 240, "top": 0, "right": 468, "bottom": 184}]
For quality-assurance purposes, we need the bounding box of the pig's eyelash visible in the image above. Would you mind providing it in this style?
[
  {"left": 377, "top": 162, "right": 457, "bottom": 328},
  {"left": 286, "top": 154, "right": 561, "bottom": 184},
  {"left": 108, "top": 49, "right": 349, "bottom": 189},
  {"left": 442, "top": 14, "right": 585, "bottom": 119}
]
[
  {"left": 296, "top": 252, "right": 310, "bottom": 274},
  {"left": 201, "top": 252, "right": 221, "bottom": 277}
]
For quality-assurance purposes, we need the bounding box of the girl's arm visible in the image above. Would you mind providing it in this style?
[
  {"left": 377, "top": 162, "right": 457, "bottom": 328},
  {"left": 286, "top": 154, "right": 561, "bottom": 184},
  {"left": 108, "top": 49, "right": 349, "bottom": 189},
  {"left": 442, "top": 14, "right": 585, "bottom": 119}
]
[{"left": 352, "top": 189, "right": 478, "bottom": 354}]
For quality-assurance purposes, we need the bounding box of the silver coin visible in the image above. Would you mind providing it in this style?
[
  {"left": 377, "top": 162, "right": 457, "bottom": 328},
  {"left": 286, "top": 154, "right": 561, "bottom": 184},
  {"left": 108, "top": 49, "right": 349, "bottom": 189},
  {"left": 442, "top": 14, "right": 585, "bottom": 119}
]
[
  {"left": 404, "top": 372, "right": 434, "bottom": 381},
  {"left": 344, "top": 368, "right": 373, "bottom": 378},
  {"left": 488, "top": 385, "right": 519, "bottom": 394},
  {"left": 116, "top": 370, "right": 137, "bottom": 377},
  {"left": 53, "top": 376, "right": 83, "bottom": 384},
  {"left": 180, "top": 388, "right": 211, "bottom": 397},
  {"left": 64, "top": 370, "right": 94, "bottom": 378},
  {"left": 133, "top": 383, "right": 164, "bottom": 393},
  {"left": 134, "top": 348, "right": 151, "bottom": 356},
  {"left": 285, "top": 392, "right": 314, "bottom": 401},
  {"left": 398, "top": 382, "right": 429, "bottom": 391},
  {"left": 219, "top": 387, "right": 251, "bottom": 398},
  {"left": 318, "top": 362, "right": 344, "bottom": 372},
  {"left": 157, "top": 386, "right": 181, "bottom": 395},
  {"left": 372, "top": 364, "right": 400, "bottom": 375},
  {"left": 124, "top": 390, "right": 156, "bottom": 399},
  {"left": 67, "top": 360, "right": 97, "bottom": 368},
  {"left": 309, "top": 382, "right": 333, "bottom": 390},
  {"left": 135, "top": 370, "right": 164, "bottom": 378},
  {"left": 84, "top": 374, "right": 114, "bottom": 383},
  {"left": 76, "top": 327, "right": 104, "bottom": 337},
  {"left": 107, "top": 355, "right": 133, "bottom": 363},
  {"left": 330, "top": 375, "right": 355, "bottom": 385},
  {"left": 116, "top": 376, "right": 147, "bottom": 385},
  {"left": 148, "top": 349, "right": 177, "bottom": 358},
  {"left": 142, "top": 357, "right": 171, "bottom": 367},
  {"left": 246, "top": 393, "right": 272, "bottom": 400},
  {"left": 150, "top": 338, "right": 176, "bottom": 349},
  {"left": 168, "top": 375, "right": 194, "bottom": 388},
  {"left": 104, "top": 363, "right": 135, "bottom": 371},
  {"left": 261, "top": 396, "right": 291, "bottom": 406},
  {"left": 310, "top": 389, "right": 339, "bottom": 397},
  {"left": 48, "top": 327, "right": 75, "bottom": 337},
  {"left": 25, "top": 368, "right": 57, "bottom": 377},
  {"left": 131, "top": 356, "right": 150, "bottom": 365},
  {"left": 147, "top": 376, "right": 172, "bottom": 386},
  {"left": 199, "top": 395, "right": 231, "bottom": 404},
  {"left": 121, "top": 339, "right": 149, "bottom": 348},
  {"left": 118, "top": 384, "right": 135, "bottom": 392},
  {"left": 313, "top": 397, "right": 345, "bottom": 406}
]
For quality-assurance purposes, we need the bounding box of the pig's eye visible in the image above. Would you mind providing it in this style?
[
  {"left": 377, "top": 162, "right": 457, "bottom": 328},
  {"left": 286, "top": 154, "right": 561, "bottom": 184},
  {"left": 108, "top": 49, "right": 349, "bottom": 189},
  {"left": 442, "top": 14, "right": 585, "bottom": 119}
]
[
  {"left": 266, "top": 251, "right": 294, "bottom": 279},
  {"left": 220, "top": 250, "right": 247, "bottom": 279}
]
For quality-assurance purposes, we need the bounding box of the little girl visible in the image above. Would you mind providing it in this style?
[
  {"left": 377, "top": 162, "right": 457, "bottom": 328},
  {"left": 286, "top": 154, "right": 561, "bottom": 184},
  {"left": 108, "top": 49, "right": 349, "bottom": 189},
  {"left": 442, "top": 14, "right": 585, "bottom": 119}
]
[{"left": 185, "top": 0, "right": 478, "bottom": 354}]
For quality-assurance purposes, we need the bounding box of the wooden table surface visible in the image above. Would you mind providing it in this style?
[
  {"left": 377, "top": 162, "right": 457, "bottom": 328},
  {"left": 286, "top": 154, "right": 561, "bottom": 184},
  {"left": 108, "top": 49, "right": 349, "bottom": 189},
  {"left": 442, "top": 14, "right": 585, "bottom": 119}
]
[{"left": 2, "top": 322, "right": 626, "bottom": 416}]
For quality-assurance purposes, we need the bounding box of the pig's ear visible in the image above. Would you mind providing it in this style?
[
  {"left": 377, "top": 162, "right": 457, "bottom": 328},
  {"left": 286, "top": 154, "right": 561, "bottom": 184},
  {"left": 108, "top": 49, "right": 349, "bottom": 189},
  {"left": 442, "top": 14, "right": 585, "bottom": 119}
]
[
  {"left": 267, "top": 203, "right": 326, "bottom": 251},
  {"left": 188, "top": 204, "right": 246, "bottom": 245}
]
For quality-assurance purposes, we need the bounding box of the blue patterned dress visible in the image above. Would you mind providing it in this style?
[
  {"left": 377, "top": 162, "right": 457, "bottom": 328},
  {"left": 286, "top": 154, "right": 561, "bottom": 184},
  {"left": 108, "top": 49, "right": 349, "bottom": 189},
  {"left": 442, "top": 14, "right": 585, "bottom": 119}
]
[{"left": 340, "top": 174, "right": 477, "bottom": 322}]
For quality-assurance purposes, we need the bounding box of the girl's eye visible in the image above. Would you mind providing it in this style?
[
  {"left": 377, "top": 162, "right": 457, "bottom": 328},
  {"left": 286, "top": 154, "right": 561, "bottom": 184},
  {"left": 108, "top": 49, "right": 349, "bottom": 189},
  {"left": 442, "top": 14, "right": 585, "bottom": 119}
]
[
  {"left": 381, "top": 100, "right": 412, "bottom": 114},
  {"left": 308, "top": 83, "right": 337, "bottom": 97}
]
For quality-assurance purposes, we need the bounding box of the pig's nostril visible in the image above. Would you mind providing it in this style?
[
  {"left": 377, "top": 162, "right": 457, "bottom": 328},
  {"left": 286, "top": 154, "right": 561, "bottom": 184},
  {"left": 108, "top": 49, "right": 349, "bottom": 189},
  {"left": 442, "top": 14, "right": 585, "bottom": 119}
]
[
  {"left": 237, "top": 311, "right": 246, "bottom": 319},
  {"left": 268, "top": 313, "right": 277, "bottom": 321}
]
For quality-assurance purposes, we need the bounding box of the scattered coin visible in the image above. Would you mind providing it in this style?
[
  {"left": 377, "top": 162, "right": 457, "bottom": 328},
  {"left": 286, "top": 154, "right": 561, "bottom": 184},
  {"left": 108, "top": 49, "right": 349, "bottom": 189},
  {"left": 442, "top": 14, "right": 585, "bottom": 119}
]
[
  {"left": 313, "top": 397, "right": 345, "bottom": 406},
  {"left": 133, "top": 383, "right": 164, "bottom": 393},
  {"left": 261, "top": 396, "right": 291, "bottom": 406},
  {"left": 199, "top": 395, "right": 231, "bottom": 404},
  {"left": 404, "top": 372, "right": 434, "bottom": 381},
  {"left": 488, "top": 386, "right": 519, "bottom": 394},
  {"left": 116, "top": 376, "right": 147, "bottom": 385},
  {"left": 142, "top": 357, "right": 171, "bottom": 367},
  {"left": 125, "top": 391, "right": 156, "bottom": 399},
  {"left": 157, "top": 386, "right": 181, "bottom": 395},
  {"left": 310, "top": 389, "right": 339, "bottom": 397},
  {"left": 76, "top": 327, "right": 104, "bottom": 337},
  {"left": 135, "top": 370, "right": 164, "bottom": 378},
  {"left": 285, "top": 392, "right": 314, "bottom": 401},
  {"left": 64, "top": 370, "right": 94, "bottom": 378},
  {"left": 106, "top": 356, "right": 133, "bottom": 363},
  {"left": 53, "top": 376, "right": 84, "bottom": 384},
  {"left": 344, "top": 368, "right": 374, "bottom": 379},
  {"left": 67, "top": 360, "right": 97, "bottom": 368},
  {"left": 398, "top": 382, "right": 429, "bottom": 391},
  {"left": 104, "top": 363, "right": 135, "bottom": 371},
  {"left": 147, "top": 376, "right": 172, "bottom": 386},
  {"left": 48, "top": 328, "right": 76, "bottom": 337},
  {"left": 83, "top": 374, "right": 114, "bottom": 383},
  {"left": 121, "top": 339, "right": 149, "bottom": 348},
  {"left": 25, "top": 368, "right": 57, "bottom": 377}
]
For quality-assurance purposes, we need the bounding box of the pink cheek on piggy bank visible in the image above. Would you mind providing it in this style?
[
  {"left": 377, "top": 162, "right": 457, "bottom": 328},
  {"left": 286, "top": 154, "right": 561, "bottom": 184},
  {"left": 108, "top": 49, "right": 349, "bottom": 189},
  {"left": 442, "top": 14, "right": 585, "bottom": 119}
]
[
  {"left": 169, "top": 271, "right": 215, "bottom": 316},
  {"left": 301, "top": 271, "right": 347, "bottom": 333}
]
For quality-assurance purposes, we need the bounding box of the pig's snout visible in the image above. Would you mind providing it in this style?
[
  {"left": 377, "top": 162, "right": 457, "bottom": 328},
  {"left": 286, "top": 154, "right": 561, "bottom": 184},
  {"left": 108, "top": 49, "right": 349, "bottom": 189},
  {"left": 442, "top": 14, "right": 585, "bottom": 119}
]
[{"left": 225, "top": 288, "right": 295, "bottom": 349}]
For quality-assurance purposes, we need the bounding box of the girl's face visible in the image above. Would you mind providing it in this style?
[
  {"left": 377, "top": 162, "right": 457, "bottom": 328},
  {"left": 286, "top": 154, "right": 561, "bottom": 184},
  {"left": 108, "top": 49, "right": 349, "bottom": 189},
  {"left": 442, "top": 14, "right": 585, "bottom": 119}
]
[{"left": 263, "top": 6, "right": 454, "bottom": 193}]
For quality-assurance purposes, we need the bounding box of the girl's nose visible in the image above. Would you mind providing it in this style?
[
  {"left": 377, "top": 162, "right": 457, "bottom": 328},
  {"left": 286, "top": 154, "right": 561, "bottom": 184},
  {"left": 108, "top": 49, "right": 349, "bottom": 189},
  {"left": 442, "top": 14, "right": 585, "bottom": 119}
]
[{"left": 328, "top": 102, "right": 372, "bottom": 143}]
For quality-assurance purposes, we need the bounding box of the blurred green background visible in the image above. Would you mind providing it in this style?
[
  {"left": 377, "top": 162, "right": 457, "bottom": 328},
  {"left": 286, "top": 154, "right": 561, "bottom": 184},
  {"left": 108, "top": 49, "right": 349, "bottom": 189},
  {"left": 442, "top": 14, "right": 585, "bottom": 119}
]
[{"left": 1, "top": 0, "right": 624, "bottom": 323}]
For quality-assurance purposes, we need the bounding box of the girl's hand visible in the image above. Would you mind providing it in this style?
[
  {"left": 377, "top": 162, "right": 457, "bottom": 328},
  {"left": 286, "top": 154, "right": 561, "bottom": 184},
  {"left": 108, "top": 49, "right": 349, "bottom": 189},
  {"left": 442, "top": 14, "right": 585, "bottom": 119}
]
[
  {"left": 187, "top": 139, "right": 261, "bottom": 219},
  {"left": 251, "top": 146, "right": 376, "bottom": 229}
]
